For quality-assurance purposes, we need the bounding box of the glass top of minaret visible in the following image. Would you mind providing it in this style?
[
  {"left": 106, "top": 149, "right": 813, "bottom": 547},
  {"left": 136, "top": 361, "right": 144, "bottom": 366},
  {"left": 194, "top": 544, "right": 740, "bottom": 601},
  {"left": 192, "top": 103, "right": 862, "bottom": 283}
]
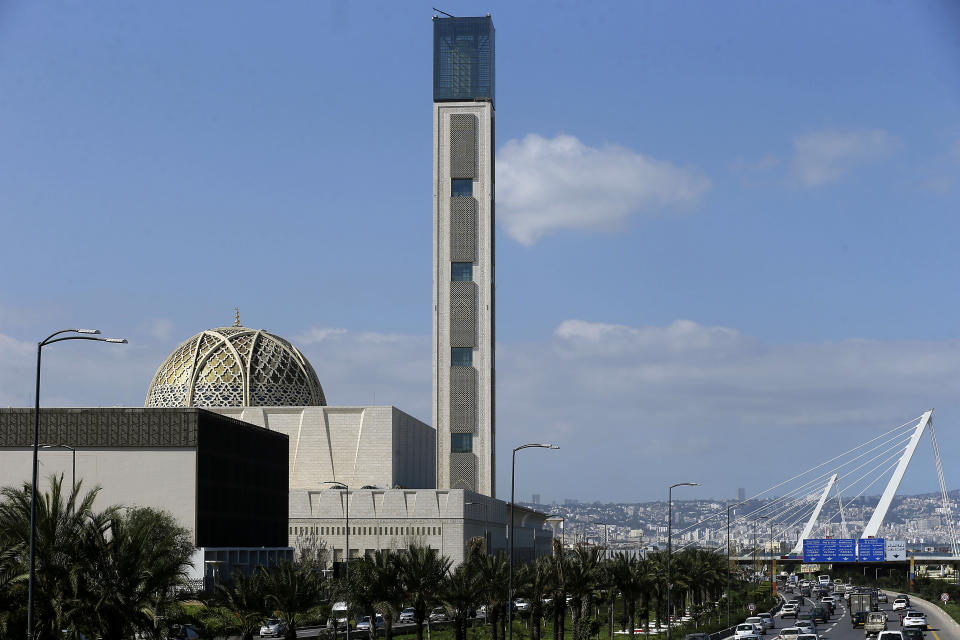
[{"left": 433, "top": 15, "right": 495, "bottom": 105}]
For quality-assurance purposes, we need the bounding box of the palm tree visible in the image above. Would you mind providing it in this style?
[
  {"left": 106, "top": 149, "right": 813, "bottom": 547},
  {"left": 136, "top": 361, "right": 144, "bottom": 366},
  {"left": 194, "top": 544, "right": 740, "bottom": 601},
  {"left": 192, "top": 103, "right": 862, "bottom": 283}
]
[
  {"left": 514, "top": 557, "right": 553, "bottom": 640},
  {"left": 397, "top": 545, "right": 452, "bottom": 640},
  {"left": 545, "top": 539, "right": 567, "bottom": 640},
  {"left": 367, "top": 550, "right": 405, "bottom": 640},
  {"left": 0, "top": 475, "right": 116, "bottom": 640},
  {"left": 209, "top": 569, "right": 267, "bottom": 640},
  {"left": 565, "top": 546, "right": 601, "bottom": 640},
  {"left": 84, "top": 507, "right": 195, "bottom": 640},
  {"left": 261, "top": 560, "right": 325, "bottom": 640},
  {"left": 473, "top": 551, "right": 509, "bottom": 640},
  {"left": 609, "top": 553, "right": 644, "bottom": 638},
  {"left": 441, "top": 562, "right": 483, "bottom": 640}
]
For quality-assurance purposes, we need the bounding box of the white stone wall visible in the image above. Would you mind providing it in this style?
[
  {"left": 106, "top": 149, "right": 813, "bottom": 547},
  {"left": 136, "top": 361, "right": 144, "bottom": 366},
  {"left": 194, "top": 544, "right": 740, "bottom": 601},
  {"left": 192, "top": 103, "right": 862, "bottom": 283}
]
[
  {"left": 288, "top": 489, "right": 552, "bottom": 568},
  {"left": 212, "top": 406, "right": 435, "bottom": 490},
  {"left": 0, "top": 447, "right": 198, "bottom": 542},
  {"left": 433, "top": 101, "right": 495, "bottom": 497}
]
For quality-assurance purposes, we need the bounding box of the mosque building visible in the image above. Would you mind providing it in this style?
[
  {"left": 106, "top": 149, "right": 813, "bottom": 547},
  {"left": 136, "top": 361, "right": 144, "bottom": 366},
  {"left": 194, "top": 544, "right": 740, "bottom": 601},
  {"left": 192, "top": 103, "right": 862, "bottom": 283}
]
[{"left": 0, "top": 13, "right": 555, "bottom": 578}]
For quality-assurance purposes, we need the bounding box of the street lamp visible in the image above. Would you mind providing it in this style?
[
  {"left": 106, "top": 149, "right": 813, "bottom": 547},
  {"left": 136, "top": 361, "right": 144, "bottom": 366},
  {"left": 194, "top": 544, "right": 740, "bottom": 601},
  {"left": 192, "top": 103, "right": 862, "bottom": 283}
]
[
  {"left": 508, "top": 443, "right": 559, "bottom": 640},
  {"left": 322, "top": 481, "right": 350, "bottom": 640},
  {"left": 466, "top": 501, "right": 490, "bottom": 553},
  {"left": 39, "top": 444, "right": 76, "bottom": 498},
  {"left": 545, "top": 514, "right": 565, "bottom": 552},
  {"left": 667, "top": 482, "right": 699, "bottom": 640},
  {"left": 28, "top": 328, "right": 126, "bottom": 640}
]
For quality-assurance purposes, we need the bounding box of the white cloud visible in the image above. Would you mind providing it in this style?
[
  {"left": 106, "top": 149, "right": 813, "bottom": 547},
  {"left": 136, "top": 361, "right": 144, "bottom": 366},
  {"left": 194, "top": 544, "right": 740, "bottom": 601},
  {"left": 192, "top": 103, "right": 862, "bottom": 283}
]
[
  {"left": 496, "top": 133, "right": 710, "bottom": 245},
  {"left": 497, "top": 318, "right": 960, "bottom": 501},
  {"left": 791, "top": 129, "right": 896, "bottom": 187},
  {"left": 293, "top": 326, "right": 431, "bottom": 420}
]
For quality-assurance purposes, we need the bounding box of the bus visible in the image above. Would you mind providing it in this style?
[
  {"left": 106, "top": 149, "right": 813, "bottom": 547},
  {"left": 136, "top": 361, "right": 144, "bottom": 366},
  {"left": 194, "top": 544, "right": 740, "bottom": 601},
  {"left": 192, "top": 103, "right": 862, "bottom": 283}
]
[{"left": 818, "top": 574, "right": 831, "bottom": 586}]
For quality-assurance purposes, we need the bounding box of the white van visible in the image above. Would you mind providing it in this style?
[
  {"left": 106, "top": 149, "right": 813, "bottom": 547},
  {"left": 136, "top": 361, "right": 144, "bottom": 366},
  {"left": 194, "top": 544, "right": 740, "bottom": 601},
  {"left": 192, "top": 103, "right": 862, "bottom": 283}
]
[{"left": 817, "top": 575, "right": 831, "bottom": 586}]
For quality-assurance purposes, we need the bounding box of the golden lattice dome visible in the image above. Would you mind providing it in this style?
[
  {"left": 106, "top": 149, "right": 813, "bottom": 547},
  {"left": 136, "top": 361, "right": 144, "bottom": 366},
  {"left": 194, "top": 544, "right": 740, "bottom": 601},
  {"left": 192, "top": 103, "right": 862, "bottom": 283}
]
[{"left": 145, "top": 327, "right": 326, "bottom": 408}]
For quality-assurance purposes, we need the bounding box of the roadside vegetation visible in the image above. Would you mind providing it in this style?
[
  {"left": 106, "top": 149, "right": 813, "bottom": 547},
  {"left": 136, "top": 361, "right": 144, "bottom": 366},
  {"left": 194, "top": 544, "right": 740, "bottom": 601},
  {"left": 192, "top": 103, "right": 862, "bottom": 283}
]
[{"left": 1, "top": 477, "right": 763, "bottom": 640}]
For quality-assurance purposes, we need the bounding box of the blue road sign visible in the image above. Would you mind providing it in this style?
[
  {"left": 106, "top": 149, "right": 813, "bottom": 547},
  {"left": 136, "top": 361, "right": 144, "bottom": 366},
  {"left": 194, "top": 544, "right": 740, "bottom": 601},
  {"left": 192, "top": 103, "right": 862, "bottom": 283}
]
[
  {"left": 858, "top": 538, "right": 885, "bottom": 562},
  {"left": 803, "top": 538, "right": 857, "bottom": 562}
]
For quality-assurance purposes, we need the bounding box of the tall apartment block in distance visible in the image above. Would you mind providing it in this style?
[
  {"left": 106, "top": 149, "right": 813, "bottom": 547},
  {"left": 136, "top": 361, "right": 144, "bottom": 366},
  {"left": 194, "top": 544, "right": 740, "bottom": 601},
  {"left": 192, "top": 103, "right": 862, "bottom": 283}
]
[{"left": 432, "top": 14, "right": 495, "bottom": 496}]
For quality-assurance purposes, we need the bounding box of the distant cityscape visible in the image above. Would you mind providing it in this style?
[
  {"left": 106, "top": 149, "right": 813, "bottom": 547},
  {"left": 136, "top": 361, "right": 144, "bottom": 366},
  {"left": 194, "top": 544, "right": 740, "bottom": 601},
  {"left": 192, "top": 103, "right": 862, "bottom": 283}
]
[{"left": 522, "top": 489, "right": 960, "bottom": 554}]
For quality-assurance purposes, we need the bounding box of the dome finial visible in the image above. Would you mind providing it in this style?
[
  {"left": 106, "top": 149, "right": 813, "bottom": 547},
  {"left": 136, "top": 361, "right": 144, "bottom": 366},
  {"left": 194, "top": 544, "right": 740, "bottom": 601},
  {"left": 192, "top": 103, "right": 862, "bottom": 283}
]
[{"left": 234, "top": 307, "right": 240, "bottom": 327}]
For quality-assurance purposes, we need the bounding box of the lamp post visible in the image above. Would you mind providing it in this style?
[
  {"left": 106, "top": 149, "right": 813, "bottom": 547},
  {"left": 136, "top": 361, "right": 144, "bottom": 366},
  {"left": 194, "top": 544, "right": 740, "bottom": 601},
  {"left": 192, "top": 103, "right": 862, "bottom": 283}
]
[
  {"left": 667, "top": 482, "right": 699, "bottom": 640},
  {"left": 726, "top": 502, "right": 741, "bottom": 627},
  {"left": 508, "top": 443, "right": 559, "bottom": 640},
  {"left": 39, "top": 444, "right": 76, "bottom": 497},
  {"left": 545, "top": 514, "right": 565, "bottom": 552},
  {"left": 466, "top": 501, "right": 490, "bottom": 553},
  {"left": 28, "top": 328, "right": 126, "bottom": 640},
  {"left": 322, "top": 481, "right": 350, "bottom": 640}
]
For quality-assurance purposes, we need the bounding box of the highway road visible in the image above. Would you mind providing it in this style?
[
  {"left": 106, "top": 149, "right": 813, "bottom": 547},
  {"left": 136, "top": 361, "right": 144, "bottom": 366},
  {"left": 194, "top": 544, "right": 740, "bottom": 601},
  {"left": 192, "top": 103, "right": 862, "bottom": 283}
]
[{"left": 722, "top": 589, "right": 958, "bottom": 640}]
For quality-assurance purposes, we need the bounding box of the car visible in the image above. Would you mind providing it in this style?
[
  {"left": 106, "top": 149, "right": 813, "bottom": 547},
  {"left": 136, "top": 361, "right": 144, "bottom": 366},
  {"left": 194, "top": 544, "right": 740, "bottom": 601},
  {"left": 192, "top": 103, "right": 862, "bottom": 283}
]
[
  {"left": 852, "top": 612, "right": 869, "bottom": 628},
  {"left": 684, "top": 634, "right": 711, "bottom": 640},
  {"left": 810, "top": 607, "right": 829, "bottom": 624},
  {"left": 429, "top": 607, "right": 448, "bottom": 623},
  {"left": 794, "top": 620, "right": 816, "bottom": 635},
  {"left": 892, "top": 599, "right": 909, "bottom": 611},
  {"left": 781, "top": 604, "right": 798, "bottom": 618},
  {"left": 758, "top": 613, "right": 775, "bottom": 630},
  {"left": 399, "top": 608, "right": 416, "bottom": 624},
  {"left": 877, "top": 632, "right": 904, "bottom": 640},
  {"left": 796, "top": 634, "right": 819, "bottom": 640},
  {"left": 356, "top": 615, "right": 385, "bottom": 631},
  {"left": 902, "top": 611, "right": 927, "bottom": 630},
  {"left": 475, "top": 605, "right": 488, "bottom": 620},
  {"left": 736, "top": 623, "right": 763, "bottom": 639},
  {"left": 746, "top": 617, "right": 767, "bottom": 634},
  {"left": 898, "top": 595, "right": 912, "bottom": 607},
  {"left": 776, "top": 627, "right": 801, "bottom": 640},
  {"left": 513, "top": 598, "right": 531, "bottom": 612},
  {"left": 901, "top": 628, "right": 924, "bottom": 640},
  {"left": 878, "top": 593, "right": 888, "bottom": 604},
  {"left": 821, "top": 596, "right": 835, "bottom": 605},
  {"left": 259, "top": 618, "right": 287, "bottom": 638}
]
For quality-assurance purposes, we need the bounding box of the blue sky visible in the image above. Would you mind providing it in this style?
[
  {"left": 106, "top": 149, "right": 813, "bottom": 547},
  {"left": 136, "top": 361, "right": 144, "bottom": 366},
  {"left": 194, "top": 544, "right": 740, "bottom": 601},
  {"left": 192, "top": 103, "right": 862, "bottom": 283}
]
[{"left": 2, "top": 1, "right": 959, "bottom": 503}]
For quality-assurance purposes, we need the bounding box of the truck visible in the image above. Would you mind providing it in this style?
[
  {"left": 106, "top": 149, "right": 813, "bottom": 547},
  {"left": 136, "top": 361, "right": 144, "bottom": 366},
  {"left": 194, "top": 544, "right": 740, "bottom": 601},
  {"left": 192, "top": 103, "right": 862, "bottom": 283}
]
[
  {"left": 850, "top": 590, "right": 879, "bottom": 614},
  {"left": 864, "top": 611, "right": 888, "bottom": 638}
]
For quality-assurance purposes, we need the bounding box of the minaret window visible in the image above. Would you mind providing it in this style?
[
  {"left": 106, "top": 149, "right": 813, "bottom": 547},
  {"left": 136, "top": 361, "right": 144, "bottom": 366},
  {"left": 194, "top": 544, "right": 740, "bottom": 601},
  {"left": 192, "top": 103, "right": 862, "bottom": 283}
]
[
  {"left": 451, "top": 347, "right": 473, "bottom": 367},
  {"left": 452, "top": 179, "right": 473, "bottom": 196},
  {"left": 451, "top": 433, "right": 473, "bottom": 453},
  {"left": 451, "top": 262, "right": 473, "bottom": 281}
]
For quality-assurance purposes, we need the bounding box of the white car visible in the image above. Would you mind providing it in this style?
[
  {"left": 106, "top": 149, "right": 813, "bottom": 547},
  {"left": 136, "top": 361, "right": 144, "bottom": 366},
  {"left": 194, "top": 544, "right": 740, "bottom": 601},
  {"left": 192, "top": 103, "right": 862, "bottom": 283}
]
[
  {"left": 747, "top": 617, "right": 767, "bottom": 634},
  {"left": 902, "top": 611, "right": 927, "bottom": 630},
  {"left": 399, "top": 608, "right": 416, "bottom": 623},
  {"left": 259, "top": 619, "right": 286, "bottom": 638},
  {"left": 758, "top": 613, "right": 775, "bottom": 630},
  {"left": 513, "top": 598, "right": 531, "bottom": 612},
  {"left": 781, "top": 604, "right": 798, "bottom": 618},
  {"left": 736, "top": 623, "right": 763, "bottom": 639},
  {"left": 356, "top": 615, "right": 384, "bottom": 631},
  {"left": 892, "top": 599, "right": 908, "bottom": 611},
  {"left": 877, "top": 632, "right": 904, "bottom": 640},
  {"left": 797, "top": 634, "right": 819, "bottom": 640},
  {"left": 794, "top": 620, "right": 816, "bottom": 635},
  {"left": 429, "top": 607, "right": 448, "bottom": 623},
  {"left": 777, "top": 627, "right": 801, "bottom": 640}
]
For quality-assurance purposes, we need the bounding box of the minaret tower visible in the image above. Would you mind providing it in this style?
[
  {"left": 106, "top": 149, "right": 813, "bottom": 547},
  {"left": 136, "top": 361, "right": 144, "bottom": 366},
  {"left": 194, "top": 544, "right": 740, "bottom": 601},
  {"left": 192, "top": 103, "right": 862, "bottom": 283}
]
[{"left": 432, "top": 14, "right": 495, "bottom": 496}]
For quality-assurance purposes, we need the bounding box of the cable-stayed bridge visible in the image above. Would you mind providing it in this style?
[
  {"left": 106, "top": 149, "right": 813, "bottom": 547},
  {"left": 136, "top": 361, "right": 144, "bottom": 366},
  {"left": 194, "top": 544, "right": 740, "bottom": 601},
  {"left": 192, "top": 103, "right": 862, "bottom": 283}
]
[{"left": 674, "top": 410, "right": 960, "bottom": 563}]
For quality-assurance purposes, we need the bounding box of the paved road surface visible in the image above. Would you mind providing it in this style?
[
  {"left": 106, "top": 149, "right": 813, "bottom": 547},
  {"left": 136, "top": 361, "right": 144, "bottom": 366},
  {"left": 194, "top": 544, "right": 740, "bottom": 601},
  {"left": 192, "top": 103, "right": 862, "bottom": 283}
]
[{"left": 721, "top": 589, "right": 958, "bottom": 640}]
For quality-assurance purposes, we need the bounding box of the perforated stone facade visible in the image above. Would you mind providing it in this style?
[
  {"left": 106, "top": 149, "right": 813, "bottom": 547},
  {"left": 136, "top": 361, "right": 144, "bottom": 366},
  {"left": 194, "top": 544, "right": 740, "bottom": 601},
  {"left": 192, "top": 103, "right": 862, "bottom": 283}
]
[{"left": 434, "top": 100, "right": 495, "bottom": 496}]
